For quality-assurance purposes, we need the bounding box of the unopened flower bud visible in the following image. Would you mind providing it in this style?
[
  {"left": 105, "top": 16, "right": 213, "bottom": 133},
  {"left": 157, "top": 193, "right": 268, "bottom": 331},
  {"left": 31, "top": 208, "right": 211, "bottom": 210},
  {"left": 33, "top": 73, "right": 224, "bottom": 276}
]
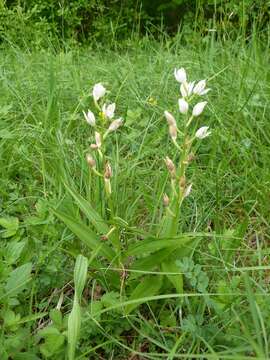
[
  {"left": 163, "top": 193, "right": 170, "bottom": 207},
  {"left": 165, "top": 156, "right": 176, "bottom": 178},
  {"left": 169, "top": 125, "right": 177, "bottom": 141},
  {"left": 104, "top": 162, "right": 112, "bottom": 179},
  {"left": 86, "top": 154, "right": 96, "bottom": 168},
  {"left": 179, "top": 176, "right": 186, "bottom": 189},
  {"left": 95, "top": 132, "right": 102, "bottom": 148},
  {"left": 108, "top": 118, "right": 123, "bottom": 132},
  {"left": 90, "top": 143, "right": 99, "bottom": 150},
  {"left": 187, "top": 153, "right": 195, "bottom": 163},
  {"left": 184, "top": 184, "right": 192, "bottom": 198},
  {"left": 164, "top": 111, "right": 176, "bottom": 127}
]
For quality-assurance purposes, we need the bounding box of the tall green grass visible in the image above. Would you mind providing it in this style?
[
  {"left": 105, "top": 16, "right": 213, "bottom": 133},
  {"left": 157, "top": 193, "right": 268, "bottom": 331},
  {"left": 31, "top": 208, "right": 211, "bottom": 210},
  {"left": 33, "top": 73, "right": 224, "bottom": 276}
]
[{"left": 0, "top": 30, "right": 270, "bottom": 358}]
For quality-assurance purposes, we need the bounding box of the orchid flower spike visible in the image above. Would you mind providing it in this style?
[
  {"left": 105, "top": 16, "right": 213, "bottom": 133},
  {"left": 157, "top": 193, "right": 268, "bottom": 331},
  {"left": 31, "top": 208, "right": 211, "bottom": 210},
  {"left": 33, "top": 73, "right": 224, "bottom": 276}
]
[
  {"left": 193, "top": 80, "right": 211, "bottom": 96},
  {"left": 93, "top": 83, "right": 106, "bottom": 102},
  {"left": 195, "top": 126, "right": 211, "bottom": 139},
  {"left": 192, "top": 101, "right": 207, "bottom": 117},
  {"left": 174, "top": 68, "right": 187, "bottom": 83},
  {"left": 178, "top": 98, "right": 189, "bottom": 114},
  {"left": 102, "top": 103, "right": 116, "bottom": 119},
  {"left": 164, "top": 111, "right": 177, "bottom": 127},
  {"left": 83, "top": 109, "right": 96, "bottom": 126}
]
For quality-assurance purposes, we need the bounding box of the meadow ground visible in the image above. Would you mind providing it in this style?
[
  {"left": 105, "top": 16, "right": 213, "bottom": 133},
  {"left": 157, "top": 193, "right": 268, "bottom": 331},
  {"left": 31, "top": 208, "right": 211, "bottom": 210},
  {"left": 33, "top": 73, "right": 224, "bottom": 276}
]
[{"left": 0, "top": 34, "right": 270, "bottom": 359}]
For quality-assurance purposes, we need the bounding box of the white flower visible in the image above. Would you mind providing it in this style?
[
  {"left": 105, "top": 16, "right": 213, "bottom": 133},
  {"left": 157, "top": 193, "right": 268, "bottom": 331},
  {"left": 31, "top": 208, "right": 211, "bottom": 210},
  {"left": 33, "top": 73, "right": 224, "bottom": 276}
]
[
  {"left": 174, "top": 68, "right": 187, "bottom": 83},
  {"left": 180, "top": 81, "right": 194, "bottom": 98},
  {"left": 83, "top": 109, "right": 95, "bottom": 126},
  {"left": 192, "top": 101, "right": 207, "bottom": 117},
  {"left": 195, "top": 126, "right": 211, "bottom": 139},
  {"left": 184, "top": 184, "right": 192, "bottom": 198},
  {"left": 108, "top": 118, "right": 123, "bottom": 132},
  {"left": 102, "top": 103, "right": 116, "bottom": 119},
  {"left": 178, "top": 98, "right": 189, "bottom": 114},
  {"left": 164, "top": 111, "right": 176, "bottom": 127},
  {"left": 92, "top": 83, "right": 106, "bottom": 102},
  {"left": 193, "top": 80, "right": 211, "bottom": 96}
]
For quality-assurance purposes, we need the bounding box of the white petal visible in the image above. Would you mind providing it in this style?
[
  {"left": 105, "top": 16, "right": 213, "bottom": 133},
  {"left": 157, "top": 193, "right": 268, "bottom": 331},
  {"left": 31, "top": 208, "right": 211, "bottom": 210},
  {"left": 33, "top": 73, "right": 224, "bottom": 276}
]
[
  {"left": 83, "top": 110, "right": 95, "bottom": 126},
  {"left": 180, "top": 82, "right": 189, "bottom": 98},
  {"left": 184, "top": 184, "right": 192, "bottom": 198},
  {"left": 93, "top": 83, "right": 106, "bottom": 102},
  {"left": 192, "top": 101, "right": 207, "bottom": 117},
  {"left": 108, "top": 118, "right": 123, "bottom": 132},
  {"left": 174, "top": 68, "right": 187, "bottom": 83},
  {"left": 178, "top": 98, "right": 189, "bottom": 114},
  {"left": 188, "top": 81, "right": 195, "bottom": 96},
  {"left": 195, "top": 126, "right": 211, "bottom": 139},
  {"left": 200, "top": 88, "right": 211, "bottom": 95},
  {"left": 193, "top": 80, "right": 206, "bottom": 95}
]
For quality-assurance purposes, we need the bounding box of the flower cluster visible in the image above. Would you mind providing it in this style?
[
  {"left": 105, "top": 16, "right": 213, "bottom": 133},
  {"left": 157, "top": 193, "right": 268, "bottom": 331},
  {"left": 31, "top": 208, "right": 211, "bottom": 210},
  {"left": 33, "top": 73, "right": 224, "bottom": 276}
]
[
  {"left": 163, "top": 67, "right": 212, "bottom": 205},
  {"left": 84, "top": 83, "right": 123, "bottom": 196}
]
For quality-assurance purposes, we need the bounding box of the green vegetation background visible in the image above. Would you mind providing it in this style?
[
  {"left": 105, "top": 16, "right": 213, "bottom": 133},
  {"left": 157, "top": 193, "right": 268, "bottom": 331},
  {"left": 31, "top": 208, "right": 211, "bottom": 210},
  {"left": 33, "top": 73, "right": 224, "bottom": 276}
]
[
  {"left": 1, "top": 0, "right": 270, "bottom": 359},
  {"left": 1, "top": 0, "right": 269, "bottom": 47}
]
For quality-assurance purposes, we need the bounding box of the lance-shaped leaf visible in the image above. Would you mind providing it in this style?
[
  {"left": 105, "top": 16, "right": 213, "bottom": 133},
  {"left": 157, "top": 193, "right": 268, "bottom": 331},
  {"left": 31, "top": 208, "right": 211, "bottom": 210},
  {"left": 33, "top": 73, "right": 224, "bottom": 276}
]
[
  {"left": 125, "top": 275, "right": 163, "bottom": 314},
  {"left": 53, "top": 210, "right": 115, "bottom": 261}
]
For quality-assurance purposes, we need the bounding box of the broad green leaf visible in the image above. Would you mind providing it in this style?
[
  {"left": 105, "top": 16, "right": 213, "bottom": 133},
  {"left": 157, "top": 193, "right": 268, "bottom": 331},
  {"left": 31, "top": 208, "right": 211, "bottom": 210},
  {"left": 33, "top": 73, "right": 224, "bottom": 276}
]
[
  {"left": 126, "top": 236, "right": 193, "bottom": 256},
  {"left": 125, "top": 275, "right": 163, "bottom": 314},
  {"left": 49, "top": 309, "right": 62, "bottom": 328},
  {"left": 161, "top": 261, "right": 183, "bottom": 294},
  {"left": 5, "top": 241, "right": 25, "bottom": 264},
  {"left": 74, "top": 254, "right": 88, "bottom": 300},
  {"left": 40, "top": 332, "right": 65, "bottom": 357},
  {"left": 53, "top": 209, "right": 115, "bottom": 260},
  {"left": 5, "top": 262, "right": 32, "bottom": 297},
  {"left": 129, "top": 247, "right": 178, "bottom": 279},
  {"left": 65, "top": 184, "right": 109, "bottom": 235},
  {"left": 0, "top": 217, "right": 19, "bottom": 238}
]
